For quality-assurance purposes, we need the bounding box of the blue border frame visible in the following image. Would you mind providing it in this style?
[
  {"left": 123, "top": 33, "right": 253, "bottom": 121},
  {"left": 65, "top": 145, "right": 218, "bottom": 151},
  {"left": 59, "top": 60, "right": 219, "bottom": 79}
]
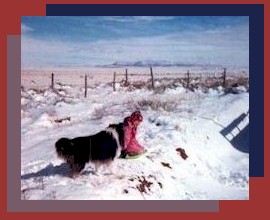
[{"left": 46, "top": 4, "right": 264, "bottom": 177}]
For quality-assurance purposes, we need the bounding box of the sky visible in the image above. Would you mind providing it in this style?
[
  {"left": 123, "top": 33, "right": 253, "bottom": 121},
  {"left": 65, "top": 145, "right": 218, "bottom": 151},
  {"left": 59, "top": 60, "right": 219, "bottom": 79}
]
[{"left": 21, "top": 16, "right": 249, "bottom": 69}]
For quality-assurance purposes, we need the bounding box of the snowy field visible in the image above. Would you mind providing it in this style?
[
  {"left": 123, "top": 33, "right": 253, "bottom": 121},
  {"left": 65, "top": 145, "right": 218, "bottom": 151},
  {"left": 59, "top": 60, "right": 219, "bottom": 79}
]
[{"left": 21, "top": 67, "right": 249, "bottom": 200}]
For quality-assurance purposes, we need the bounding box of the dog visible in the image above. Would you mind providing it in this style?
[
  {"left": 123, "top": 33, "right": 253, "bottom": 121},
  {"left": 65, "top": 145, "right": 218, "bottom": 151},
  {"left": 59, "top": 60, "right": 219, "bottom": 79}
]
[{"left": 55, "top": 123, "right": 124, "bottom": 177}]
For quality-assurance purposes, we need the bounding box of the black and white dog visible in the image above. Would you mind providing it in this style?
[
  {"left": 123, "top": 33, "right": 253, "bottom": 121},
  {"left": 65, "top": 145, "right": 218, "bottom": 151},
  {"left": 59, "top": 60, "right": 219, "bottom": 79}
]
[{"left": 55, "top": 123, "right": 124, "bottom": 177}]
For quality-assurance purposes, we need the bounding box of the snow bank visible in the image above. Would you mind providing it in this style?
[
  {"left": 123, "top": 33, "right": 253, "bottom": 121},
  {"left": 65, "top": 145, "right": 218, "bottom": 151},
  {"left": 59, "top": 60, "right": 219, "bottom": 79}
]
[{"left": 21, "top": 74, "right": 249, "bottom": 200}]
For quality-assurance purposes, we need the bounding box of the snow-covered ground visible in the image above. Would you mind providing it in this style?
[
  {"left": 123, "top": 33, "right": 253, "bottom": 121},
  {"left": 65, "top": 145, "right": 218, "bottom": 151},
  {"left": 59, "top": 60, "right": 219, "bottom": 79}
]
[{"left": 21, "top": 69, "right": 249, "bottom": 200}]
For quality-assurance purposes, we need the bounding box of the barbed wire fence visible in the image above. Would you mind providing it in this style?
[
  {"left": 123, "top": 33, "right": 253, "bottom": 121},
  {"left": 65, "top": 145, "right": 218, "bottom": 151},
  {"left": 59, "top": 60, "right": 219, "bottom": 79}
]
[{"left": 22, "top": 67, "right": 249, "bottom": 98}]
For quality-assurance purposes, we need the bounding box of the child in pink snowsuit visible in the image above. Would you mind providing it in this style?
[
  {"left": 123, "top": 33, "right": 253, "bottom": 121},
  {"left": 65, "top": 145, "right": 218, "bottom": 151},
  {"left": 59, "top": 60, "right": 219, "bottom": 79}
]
[{"left": 121, "top": 111, "right": 145, "bottom": 157}]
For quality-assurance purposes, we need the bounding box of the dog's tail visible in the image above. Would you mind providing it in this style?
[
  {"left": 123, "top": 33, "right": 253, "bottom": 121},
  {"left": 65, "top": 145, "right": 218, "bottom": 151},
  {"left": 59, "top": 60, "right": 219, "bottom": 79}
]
[{"left": 55, "top": 138, "right": 74, "bottom": 159}]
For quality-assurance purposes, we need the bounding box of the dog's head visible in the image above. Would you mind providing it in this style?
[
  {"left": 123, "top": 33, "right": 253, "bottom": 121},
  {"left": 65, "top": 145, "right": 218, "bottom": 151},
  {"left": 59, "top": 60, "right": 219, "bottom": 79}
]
[
  {"left": 108, "top": 123, "right": 124, "bottom": 137},
  {"left": 107, "top": 125, "right": 126, "bottom": 160}
]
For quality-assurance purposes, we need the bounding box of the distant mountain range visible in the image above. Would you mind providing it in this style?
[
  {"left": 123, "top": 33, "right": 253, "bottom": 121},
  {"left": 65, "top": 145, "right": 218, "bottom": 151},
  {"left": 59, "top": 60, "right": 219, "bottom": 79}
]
[{"left": 96, "top": 61, "right": 202, "bottom": 68}]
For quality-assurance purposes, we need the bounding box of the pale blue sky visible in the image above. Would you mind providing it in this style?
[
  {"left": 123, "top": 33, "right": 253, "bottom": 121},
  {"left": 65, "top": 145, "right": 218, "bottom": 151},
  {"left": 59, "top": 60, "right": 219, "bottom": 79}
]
[{"left": 21, "top": 16, "right": 249, "bottom": 68}]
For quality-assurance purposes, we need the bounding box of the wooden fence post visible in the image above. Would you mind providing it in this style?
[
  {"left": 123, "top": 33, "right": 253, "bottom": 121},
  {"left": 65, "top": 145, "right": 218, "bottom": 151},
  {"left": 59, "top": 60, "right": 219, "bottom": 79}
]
[
  {"left": 84, "top": 74, "right": 87, "bottom": 98},
  {"left": 186, "top": 70, "right": 190, "bottom": 89},
  {"left": 150, "top": 66, "right": 155, "bottom": 89},
  {"left": 125, "top": 69, "right": 128, "bottom": 85},
  {"left": 51, "top": 73, "right": 54, "bottom": 89},
  {"left": 113, "top": 72, "right": 116, "bottom": 91},
  {"left": 222, "top": 68, "right": 227, "bottom": 88}
]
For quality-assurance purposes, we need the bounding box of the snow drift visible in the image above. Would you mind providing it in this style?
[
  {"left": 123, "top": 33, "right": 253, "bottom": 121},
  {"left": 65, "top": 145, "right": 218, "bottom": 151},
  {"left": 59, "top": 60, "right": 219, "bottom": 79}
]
[{"left": 21, "top": 72, "right": 249, "bottom": 200}]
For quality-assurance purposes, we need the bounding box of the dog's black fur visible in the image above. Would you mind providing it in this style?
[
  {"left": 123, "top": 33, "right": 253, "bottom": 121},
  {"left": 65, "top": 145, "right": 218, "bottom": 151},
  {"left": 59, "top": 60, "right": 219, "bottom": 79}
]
[{"left": 55, "top": 123, "right": 124, "bottom": 177}]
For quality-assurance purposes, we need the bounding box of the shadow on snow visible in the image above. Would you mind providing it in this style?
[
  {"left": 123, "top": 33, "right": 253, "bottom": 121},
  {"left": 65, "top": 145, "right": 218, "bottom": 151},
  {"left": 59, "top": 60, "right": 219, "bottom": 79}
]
[{"left": 21, "top": 163, "right": 96, "bottom": 180}]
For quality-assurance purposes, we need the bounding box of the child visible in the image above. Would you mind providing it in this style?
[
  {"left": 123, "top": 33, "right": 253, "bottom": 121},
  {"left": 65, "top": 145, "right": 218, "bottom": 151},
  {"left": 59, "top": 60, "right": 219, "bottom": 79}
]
[{"left": 120, "top": 110, "right": 146, "bottom": 158}]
